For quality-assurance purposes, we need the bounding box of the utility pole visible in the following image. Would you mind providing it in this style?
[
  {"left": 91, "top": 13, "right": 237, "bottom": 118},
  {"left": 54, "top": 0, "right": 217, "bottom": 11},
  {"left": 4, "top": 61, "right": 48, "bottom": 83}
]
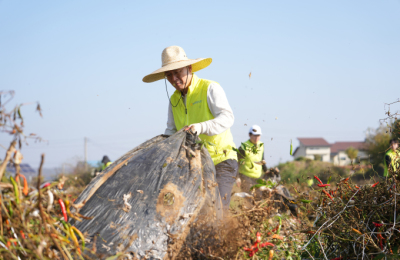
[{"left": 84, "top": 137, "right": 88, "bottom": 169}]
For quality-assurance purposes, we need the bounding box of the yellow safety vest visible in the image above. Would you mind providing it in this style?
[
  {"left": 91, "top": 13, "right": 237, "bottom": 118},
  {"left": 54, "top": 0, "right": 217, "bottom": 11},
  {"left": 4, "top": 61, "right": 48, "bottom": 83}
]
[
  {"left": 101, "top": 162, "right": 112, "bottom": 171},
  {"left": 384, "top": 149, "right": 399, "bottom": 177},
  {"left": 238, "top": 140, "right": 264, "bottom": 179},
  {"left": 170, "top": 74, "right": 237, "bottom": 165}
]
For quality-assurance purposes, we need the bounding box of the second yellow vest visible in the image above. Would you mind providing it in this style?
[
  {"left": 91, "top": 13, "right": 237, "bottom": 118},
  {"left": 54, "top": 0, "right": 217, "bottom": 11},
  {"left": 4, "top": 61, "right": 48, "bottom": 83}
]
[
  {"left": 384, "top": 149, "right": 399, "bottom": 177},
  {"left": 239, "top": 140, "right": 264, "bottom": 179}
]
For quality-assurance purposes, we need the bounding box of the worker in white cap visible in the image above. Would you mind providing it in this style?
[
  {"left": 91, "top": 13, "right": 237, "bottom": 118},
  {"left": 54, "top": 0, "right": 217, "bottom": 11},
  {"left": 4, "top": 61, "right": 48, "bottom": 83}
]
[{"left": 236, "top": 125, "right": 268, "bottom": 192}]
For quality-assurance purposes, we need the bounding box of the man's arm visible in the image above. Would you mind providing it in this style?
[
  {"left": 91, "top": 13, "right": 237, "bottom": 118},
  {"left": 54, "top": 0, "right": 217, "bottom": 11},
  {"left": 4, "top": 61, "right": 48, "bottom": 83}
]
[
  {"left": 236, "top": 147, "right": 245, "bottom": 178},
  {"left": 386, "top": 155, "right": 392, "bottom": 170},
  {"left": 237, "top": 147, "right": 245, "bottom": 162},
  {"left": 262, "top": 150, "right": 268, "bottom": 172},
  {"left": 164, "top": 102, "right": 177, "bottom": 136},
  {"left": 197, "top": 83, "right": 234, "bottom": 136}
]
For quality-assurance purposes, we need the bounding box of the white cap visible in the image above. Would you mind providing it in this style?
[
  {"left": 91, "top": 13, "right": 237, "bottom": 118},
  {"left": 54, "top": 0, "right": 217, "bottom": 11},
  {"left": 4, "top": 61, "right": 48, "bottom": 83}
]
[{"left": 249, "top": 125, "right": 262, "bottom": 135}]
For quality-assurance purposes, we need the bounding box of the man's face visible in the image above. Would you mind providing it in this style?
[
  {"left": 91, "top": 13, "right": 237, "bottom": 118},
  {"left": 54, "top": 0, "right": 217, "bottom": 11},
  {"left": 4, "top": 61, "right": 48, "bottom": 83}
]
[
  {"left": 249, "top": 134, "right": 261, "bottom": 144},
  {"left": 391, "top": 142, "right": 399, "bottom": 151},
  {"left": 165, "top": 66, "right": 192, "bottom": 92}
]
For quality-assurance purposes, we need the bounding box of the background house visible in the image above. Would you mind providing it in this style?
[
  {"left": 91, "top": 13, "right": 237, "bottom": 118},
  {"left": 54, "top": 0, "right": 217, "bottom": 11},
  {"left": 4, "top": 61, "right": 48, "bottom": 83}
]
[
  {"left": 292, "top": 138, "right": 331, "bottom": 162},
  {"left": 292, "top": 138, "right": 366, "bottom": 165},
  {"left": 330, "top": 142, "right": 367, "bottom": 166}
]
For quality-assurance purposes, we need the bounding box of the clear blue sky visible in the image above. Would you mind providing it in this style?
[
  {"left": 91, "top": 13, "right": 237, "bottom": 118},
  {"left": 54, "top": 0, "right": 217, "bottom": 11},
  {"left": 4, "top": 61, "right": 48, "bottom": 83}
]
[{"left": 0, "top": 0, "right": 399, "bottom": 169}]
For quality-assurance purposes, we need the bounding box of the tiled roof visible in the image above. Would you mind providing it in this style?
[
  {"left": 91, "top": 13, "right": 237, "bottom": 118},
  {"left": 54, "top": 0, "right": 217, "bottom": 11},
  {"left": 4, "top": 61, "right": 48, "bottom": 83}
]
[
  {"left": 330, "top": 142, "right": 366, "bottom": 154},
  {"left": 298, "top": 138, "right": 330, "bottom": 147}
]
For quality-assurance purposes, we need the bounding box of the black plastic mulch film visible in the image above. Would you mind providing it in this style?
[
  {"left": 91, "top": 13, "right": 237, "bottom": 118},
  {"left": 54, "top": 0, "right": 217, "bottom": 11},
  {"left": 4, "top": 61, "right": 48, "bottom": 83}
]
[{"left": 71, "top": 130, "right": 223, "bottom": 259}]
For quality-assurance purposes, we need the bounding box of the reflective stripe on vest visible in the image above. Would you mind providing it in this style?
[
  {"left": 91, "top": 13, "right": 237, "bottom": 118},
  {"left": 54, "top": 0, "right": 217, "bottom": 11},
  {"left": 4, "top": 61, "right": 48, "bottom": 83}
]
[
  {"left": 170, "top": 74, "right": 237, "bottom": 165},
  {"left": 384, "top": 149, "right": 399, "bottom": 177},
  {"left": 238, "top": 140, "right": 264, "bottom": 179}
]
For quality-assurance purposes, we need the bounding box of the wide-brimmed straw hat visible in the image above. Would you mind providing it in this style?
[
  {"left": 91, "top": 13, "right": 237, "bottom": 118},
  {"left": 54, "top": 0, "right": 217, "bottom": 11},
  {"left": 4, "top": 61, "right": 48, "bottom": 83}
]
[{"left": 142, "top": 46, "right": 212, "bottom": 83}]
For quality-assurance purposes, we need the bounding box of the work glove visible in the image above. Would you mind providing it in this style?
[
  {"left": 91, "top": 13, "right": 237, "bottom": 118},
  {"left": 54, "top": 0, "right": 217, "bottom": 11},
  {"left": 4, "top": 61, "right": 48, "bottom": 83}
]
[
  {"left": 236, "top": 177, "right": 241, "bottom": 188},
  {"left": 187, "top": 123, "right": 202, "bottom": 135}
]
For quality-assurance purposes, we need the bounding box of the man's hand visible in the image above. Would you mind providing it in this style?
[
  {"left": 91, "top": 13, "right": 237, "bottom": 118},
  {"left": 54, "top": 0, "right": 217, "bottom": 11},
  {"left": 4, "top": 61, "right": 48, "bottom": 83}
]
[
  {"left": 236, "top": 177, "right": 241, "bottom": 188},
  {"left": 255, "top": 160, "right": 267, "bottom": 165},
  {"left": 186, "top": 123, "right": 202, "bottom": 134}
]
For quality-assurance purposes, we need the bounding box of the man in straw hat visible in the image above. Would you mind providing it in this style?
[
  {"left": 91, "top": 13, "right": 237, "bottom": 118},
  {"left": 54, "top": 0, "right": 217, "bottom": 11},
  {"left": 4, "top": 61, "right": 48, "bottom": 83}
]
[{"left": 143, "top": 46, "right": 238, "bottom": 211}]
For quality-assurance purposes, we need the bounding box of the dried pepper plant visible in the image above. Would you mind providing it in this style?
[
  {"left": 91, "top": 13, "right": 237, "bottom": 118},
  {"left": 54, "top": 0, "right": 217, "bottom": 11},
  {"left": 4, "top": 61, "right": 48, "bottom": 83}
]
[
  {"left": 0, "top": 92, "right": 131, "bottom": 259},
  {"left": 302, "top": 99, "right": 400, "bottom": 259},
  {"left": 302, "top": 173, "right": 400, "bottom": 259}
]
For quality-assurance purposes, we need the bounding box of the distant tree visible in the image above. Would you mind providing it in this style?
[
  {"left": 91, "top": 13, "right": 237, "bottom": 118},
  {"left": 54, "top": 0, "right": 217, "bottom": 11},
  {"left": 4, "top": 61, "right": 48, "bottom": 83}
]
[
  {"left": 365, "top": 120, "right": 400, "bottom": 166},
  {"left": 294, "top": 156, "right": 312, "bottom": 162},
  {"left": 345, "top": 147, "right": 358, "bottom": 162},
  {"left": 314, "top": 154, "right": 322, "bottom": 161}
]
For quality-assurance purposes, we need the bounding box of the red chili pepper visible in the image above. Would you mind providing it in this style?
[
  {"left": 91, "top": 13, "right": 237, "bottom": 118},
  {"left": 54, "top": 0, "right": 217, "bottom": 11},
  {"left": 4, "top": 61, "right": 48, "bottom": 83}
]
[
  {"left": 271, "top": 224, "right": 279, "bottom": 233},
  {"left": 20, "top": 230, "right": 25, "bottom": 239},
  {"left": 256, "top": 232, "right": 261, "bottom": 243},
  {"left": 42, "top": 183, "right": 51, "bottom": 188},
  {"left": 346, "top": 183, "right": 353, "bottom": 190},
  {"left": 377, "top": 234, "right": 385, "bottom": 250},
  {"left": 372, "top": 182, "right": 379, "bottom": 188},
  {"left": 373, "top": 222, "right": 383, "bottom": 227},
  {"left": 322, "top": 190, "right": 334, "bottom": 201},
  {"left": 342, "top": 177, "right": 350, "bottom": 182},
  {"left": 249, "top": 242, "right": 275, "bottom": 257},
  {"left": 58, "top": 199, "right": 68, "bottom": 221},
  {"left": 314, "top": 176, "right": 323, "bottom": 185},
  {"left": 355, "top": 185, "right": 360, "bottom": 189},
  {"left": 318, "top": 184, "right": 330, "bottom": 187},
  {"left": 249, "top": 247, "right": 259, "bottom": 257},
  {"left": 260, "top": 242, "right": 275, "bottom": 247},
  {"left": 245, "top": 242, "right": 259, "bottom": 256},
  {"left": 16, "top": 174, "right": 29, "bottom": 196},
  {"left": 250, "top": 243, "right": 258, "bottom": 251}
]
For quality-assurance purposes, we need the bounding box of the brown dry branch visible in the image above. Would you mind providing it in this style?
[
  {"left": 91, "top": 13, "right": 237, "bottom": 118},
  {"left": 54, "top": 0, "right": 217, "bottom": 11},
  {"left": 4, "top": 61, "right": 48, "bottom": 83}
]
[
  {"left": 302, "top": 169, "right": 400, "bottom": 259},
  {"left": 0, "top": 141, "right": 16, "bottom": 181},
  {"left": 0, "top": 92, "right": 123, "bottom": 259}
]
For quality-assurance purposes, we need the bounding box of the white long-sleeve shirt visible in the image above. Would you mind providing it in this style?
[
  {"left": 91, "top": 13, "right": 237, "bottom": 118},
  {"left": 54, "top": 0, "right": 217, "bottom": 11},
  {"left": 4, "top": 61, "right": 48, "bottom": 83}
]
[{"left": 164, "top": 82, "right": 234, "bottom": 136}]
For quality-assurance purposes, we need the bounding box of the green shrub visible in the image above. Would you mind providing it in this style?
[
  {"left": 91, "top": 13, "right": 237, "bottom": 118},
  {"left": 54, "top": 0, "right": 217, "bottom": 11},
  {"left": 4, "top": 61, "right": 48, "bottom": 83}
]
[
  {"left": 294, "top": 156, "right": 312, "bottom": 162},
  {"left": 278, "top": 161, "right": 348, "bottom": 185},
  {"left": 313, "top": 154, "right": 322, "bottom": 161}
]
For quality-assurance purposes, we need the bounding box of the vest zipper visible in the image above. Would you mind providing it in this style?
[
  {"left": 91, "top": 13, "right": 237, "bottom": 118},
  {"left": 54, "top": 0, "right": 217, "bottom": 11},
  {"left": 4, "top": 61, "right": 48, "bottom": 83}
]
[
  {"left": 183, "top": 92, "right": 188, "bottom": 126},
  {"left": 185, "top": 107, "right": 188, "bottom": 126}
]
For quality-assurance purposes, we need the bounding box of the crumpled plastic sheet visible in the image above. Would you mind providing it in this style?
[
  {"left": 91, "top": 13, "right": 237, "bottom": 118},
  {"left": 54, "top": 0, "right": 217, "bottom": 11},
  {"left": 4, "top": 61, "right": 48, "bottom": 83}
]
[{"left": 72, "top": 130, "right": 222, "bottom": 259}]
